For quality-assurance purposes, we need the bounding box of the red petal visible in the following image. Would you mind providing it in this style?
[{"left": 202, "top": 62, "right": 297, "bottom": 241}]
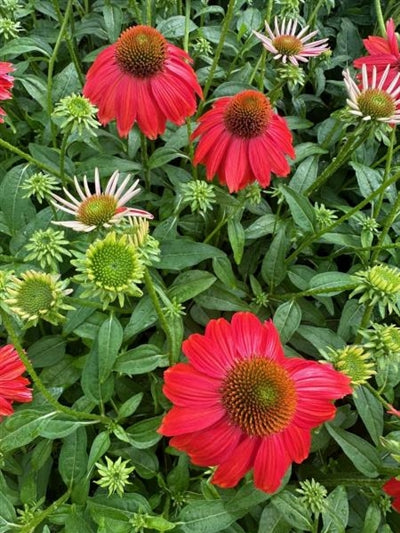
[
  {"left": 253, "top": 435, "right": 290, "bottom": 493},
  {"left": 212, "top": 437, "right": 258, "bottom": 488},
  {"left": 162, "top": 363, "right": 221, "bottom": 407},
  {"left": 159, "top": 404, "right": 225, "bottom": 436}
]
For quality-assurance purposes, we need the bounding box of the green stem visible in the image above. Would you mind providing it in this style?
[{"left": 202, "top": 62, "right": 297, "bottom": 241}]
[
  {"left": 203, "top": 214, "right": 228, "bottom": 244},
  {"left": 49, "top": 0, "right": 75, "bottom": 146},
  {"left": 145, "top": 0, "right": 152, "bottom": 25},
  {"left": 285, "top": 168, "right": 400, "bottom": 264},
  {"left": 305, "top": 125, "right": 370, "bottom": 196},
  {"left": 140, "top": 133, "right": 151, "bottom": 191},
  {"left": 129, "top": 0, "right": 143, "bottom": 23},
  {"left": 143, "top": 268, "right": 174, "bottom": 365},
  {"left": 183, "top": 0, "right": 190, "bottom": 53},
  {"left": 307, "top": 0, "right": 327, "bottom": 26},
  {"left": 365, "top": 382, "right": 396, "bottom": 413},
  {"left": 186, "top": 118, "right": 198, "bottom": 179},
  {"left": 200, "top": 0, "right": 236, "bottom": 104},
  {"left": 371, "top": 179, "right": 400, "bottom": 264},
  {"left": 373, "top": 126, "right": 396, "bottom": 220},
  {"left": 374, "top": 0, "right": 386, "bottom": 37},
  {"left": 1, "top": 310, "right": 109, "bottom": 424},
  {"left": 19, "top": 490, "right": 71, "bottom": 533},
  {"left": 59, "top": 125, "right": 72, "bottom": 186},
  {"left": 0, "top": 137, "right": 65, "bottom": 179},
  {"left": 265, "top": 0, "right": 274, "bottom": 23}
]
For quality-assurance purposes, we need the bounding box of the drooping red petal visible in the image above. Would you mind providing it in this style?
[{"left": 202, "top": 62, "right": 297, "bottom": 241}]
[
  {"left": 383, "top": 478, "right": 400, "bottom": 512},
  {"left": 253, "top": 434, "right": 290, "bottom": 493},
  {"left": 212, "top": 437, "right": 258, "bottom": 488},
  {"left": 158, "top": 404, "right": 225, "bottom": 436}
]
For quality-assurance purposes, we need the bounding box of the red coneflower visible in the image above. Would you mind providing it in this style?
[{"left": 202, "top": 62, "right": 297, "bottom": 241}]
[
  {"left": 191, "top": 90, "right": 295, "bottom": 192},
  {"left": 0, "top": 62, "right": 14, "bottom": 123},
  {"left": 158, "top": 312, "right": 351, "bottom": 493},
  {"left": 383, "top": 477, "right": 400, "bottom": 512},
  {"left": 83, "top": 25, "right": 203, "bottom": 139},
  {"left": 0, "top": 344, "right": 32, "bottom": 419},
  {"left": 354, "top": 19, "right": 400, "bottom": 87}
]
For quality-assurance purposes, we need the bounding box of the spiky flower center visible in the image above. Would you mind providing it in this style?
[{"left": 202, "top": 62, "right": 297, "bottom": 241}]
[
  {"left": 224, "top": 91, "right": 272, "bottom": 138},
  {"left": 357, "top": 89, "right": 396, "bottom": 119},
  {"left": 273, "top": 35, "right": 303, "bottom": 56},
  {"left": 77, "top": 195, "right": 118, "bottom": 226},
  {"left": 88, "top": 240, "right": 139, "bottom": 289},
  {"left": 366, "top": 265, "right": 400, "bottom": 294},
  {"left": 221, "top": 357, "right": 297, "bottom": 437},
  {"left": 115, "top": 25, "right": 167, "bottom": 78},
  {"left": 334, "top": 345, "right": 375, "bottom": 387},
  {"left": 16, "top": 277, "right": 54, "bottom": 314}
]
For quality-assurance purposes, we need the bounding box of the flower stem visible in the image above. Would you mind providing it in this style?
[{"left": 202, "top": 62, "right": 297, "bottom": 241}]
[
  {"left": 305, "top": 125, "right": 370, "bottom": 196},
  {"left": 285, "top": 168, "right": 400, "bottom": 264},
  {"left": 140, "top": 133, "right": 151, "bottom": 191},
  {"left": 49, "top": 0, "right": 75, "bottom": 147},
  {"left": 143, "top": 268, "right": 175, "bottom": 365},
  {"left": 1, "top": 310, "right": 109, "bottom": 424},
  {"left": 374, "top": 0, "right": 386, "bottom": 37},
  {"left": 0, "top": 137, "right": 65, "bottom": 179},
  {"left": 307, "top": 0, "right": 327, "bottom": 27},
  {"left": 59, "top": 124, "right": 73, "bottom": 187},
  {"left": 200, "top": 0, "right": 236, "bottom": 104},
  {"left": 184, "top": 0, "right": 191, "bottom": 53},
  {"left": 19, "top": 490, "right": 71, "bottom": 533},
  {"left": 372, "top": 126, "right": 396, "bottom": 220}
]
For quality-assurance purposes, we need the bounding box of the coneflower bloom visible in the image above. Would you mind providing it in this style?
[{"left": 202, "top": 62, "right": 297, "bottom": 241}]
[
  {"left": 50, "top": 168, "right": 153, "bottom": 232},
  {"left": 159, "top": 312, "right": 351, "bottom": 493},
  {"left": 343, "top": 64, "right": 400, "bottom": 124},
  {"left": 383, "top": 478, "right": 400, "bottom": 512},
  {"left": 83, "top": 25, "right": 203, "bottom": 139},
  {"left": 354, "top": 19, "right": 400, "bottom": 87},
  {"left": 0, "top": 344, "right": 32, "bottom": 419},
  {"left": 0, "top": 62, "right": 14, "bottom": 122},
  {"left": 192, "top": 90, "right": 295, "bottom": 192},
  {"left": 253, "top": 18, "right": 329, "bottom": 66}
]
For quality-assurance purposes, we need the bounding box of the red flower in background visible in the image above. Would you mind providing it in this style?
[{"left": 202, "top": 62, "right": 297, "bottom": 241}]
[
  {"left": 0, "top": 344, "right": 32, "bottom": 419},
  {"left": 159, "top": 312, "right": 351, "bottom": 493},
  {"left": 354, "top": 19, "right": 400, "bottom": 86},
  {"left": 383, "top": 478, "right": 400, "bottom": 512},
  {"left": 83, "top": 25, "right": 202, "bottom": 139},
  {"left": 0, "top": 62, "right": 14, "bottom": 123},
  {"left": 191, "top": 90, "right": 295, "bottom": 192}
]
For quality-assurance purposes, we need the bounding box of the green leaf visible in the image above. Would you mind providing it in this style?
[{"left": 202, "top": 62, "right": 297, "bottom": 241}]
[
  {"left": 127, "top": 416, "right": 163, "bottom": 449},
  {"left": 261, "top": 223, "right": 289, "bottom": 288},
  {"left": 289, "top": 156, "right": 320, "bottom": 193},
  {"left": 195, "top": 283, "right": 250, "bottom": 311},
  {"left": 308, "top": 272, "right": 356, "bottom": 296},
  {"left": 118, "top": 393, "right": 143, "bottom": 419},
  {"left": 280, "top": 185, "right": 315, "bottom": 232},
  {"left": 258, "top": 505, "right": 291, "bottom": 533},
  {"left": 325, "top": 424, "right": 380, "bottom": 477},
  {"left": 350, "top": 162, "right": 384, "bottom": 199},
  {"left": 87, "top": 431, "right": 111, "bottom": 473},
  {"left": 102, "top": 4, "right": 123, "bottom": 42},
  {"left": 273, "top": 300, "right": 302, "bottom": 343},
  {"left": 321, "top": 485, "right": 349, "bottom": 533},
  {"left": 59, "top": 427, "right": 88, "bottom": 487},
  {"left": 294, "top": 142, "right": 327, "bottom": 164},
  {"left": 0, "top": 165, "right": 36, "bottom": 234},
  {"left": 297, "top": 325, "right": 345, "bottom": 351},
  {"left": 244, "top": 213, "right": 276, "bottom": 239},
  {"left": 81, "top": 342, "right": 114, "bottom": 403},
  {"left": 115, "top": 345, "right": 168, "bottom": 375},
  {"left": 0, "top": 410, "right": 54, "bottom": 453},
  {"left": 178, "top": 501, "right": 236, "bottom": 533},
  {"left": 157, "top": 16, "right": 198, "bottom": 38},
  {"left": 88, "top": 493, "right": 151, "bottom": 522},
  {"left": 271, "top": 492, "right": 313, "bottom": 530},
  {"left": 28, "top": 335, "right": 66, "bottom": 368},
  {"left": 228, "top": 216, "right": 245, "bottom": 264},
  {"left": 158, "top": 239, "right": 224, "bottom": 270},
  {"left": 0, "top": 36, "right": 52, "bottom": 57},
  {"left": 148, "top": 147, "right": 189, "bottom": 169},
  {"left": 352, "top": 386, "right": 383, "bottom": 446},
  {"left": 168, "top": 270, "right": 216, "bottom": 302},
  {"left": 361, "top": 502, "right": 381, "bottom": 533},
  {"left": 39, "top": 419, "right": 89, "bottom": 439},
  {"left": 123, "top": 296, "right": 158, "bottom": 341},
  {"left": 97, "top": 315, "right": 123, "bottom": 383}
]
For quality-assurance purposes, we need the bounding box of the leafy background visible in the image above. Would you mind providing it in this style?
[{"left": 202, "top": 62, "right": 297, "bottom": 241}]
[{"left": 0, "top": 0, "right": 400, "bottom": 531}]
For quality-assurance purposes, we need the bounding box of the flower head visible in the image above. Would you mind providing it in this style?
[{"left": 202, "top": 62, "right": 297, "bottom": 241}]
[
  {"left": 95, "top": 456, "right": 135, "bottom": 497},
  {"left": 0, "top": 61, "right": 14, "bottom": 122},
  {"left": 21, "top": 172, "right": 60, "bottom": 204},
  {"left": 253, "top": 18, "right": 329, "bottom": 66},
  {"left": 383, "top": 477, "right": 400, "bottom": 512},
  {"left": 73, "top": 232, "right": 144, "bottom": 308},
  {"left": 0, "top": 17, "right": 21, "bottom": 39},
  {"left": 350, "top": 264, "right": 400, "bottom": 317},
  {"left": 192, "top": 90, "right": 295, "bottom": 193},
  {"left": 296, "top": 479, "right": 327, "bottom": 514},
  {"left": 50, "top": 168, "right": 153, "bottom": 232},
  {"left": 52, "top": 93, "right": 100, "bottom": 136},
  {"left": 328, "top": 345, "right": 375, "bottom": 387},
  {"left": 5, "top": 270, "right": 73, "bottom": 327},
  {"left": 0, "top": 344, "right": 32, "bottom": 419},
  {"left": 354, "top": 19, "right": 400, "bottom": 87},
  {"left": 181, "top": 180, "right": 216, "bottom": 214},
  {"left": 24, "top": 228, "right": 71, "bottom": 271},
  {"left": 360, "top": 323, "right": 400, "bottom": 358},
  {"left": 117, "top": 217, "right": 160, "bottom": 266},
  {"left": 343, "top": 64, "right": 400, "bottom": 124},
  {"left": 159, "top": 312, "right": 351, "bottom": 493},
  {"left": 83, "top": 24, "right": 203, "bottom": 139}
]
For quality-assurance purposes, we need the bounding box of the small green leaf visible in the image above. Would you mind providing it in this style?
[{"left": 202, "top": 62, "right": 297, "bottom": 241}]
[
  {"left": 97, "top": 315, "right": 123, "bottom": 383},
  {"left": 273, "top": 300, "right": 302, "bottom": 343},
  {"left": 178, "top": 501, "right": 236, "bottom": 533},
  {"left": 158, "top": 239, "right": 224, "bottom": 270},
  {"left": 87, "top": 431, "right": 111, "bottom": 472},
  {"left": 59, "top": 427, "right": 88, "bottom": 487},
  {"left": 353, "top": 386, "right": 383, "bottom": 446},
  {"left": 308, "top": 272, "right": 356, "bottom": 296},
  {"left": 261, "top": 223, "right": 289, "bottom": 288},
  {"left": 271, "top": 492, "right": 313, "bottom": 530},
  {"left": 168, "top": 270, "right": 216, "bottom": 302},
  {"left": 280, "top": 185, "right": 316, "bottom": 232},
  {"left": 228, "top": 216, "right": 245, "bottom": 264}
]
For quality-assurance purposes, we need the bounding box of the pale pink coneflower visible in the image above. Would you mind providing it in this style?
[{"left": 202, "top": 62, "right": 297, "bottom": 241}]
[
  {"left": 50, "top": 168, "right": 153, "bottom": 232},
  {"left": 253, "top": 18, "right": 329, "bottom": 66},
  {"left": 343, "top": 64, "right": 400, "bottom": 124}
]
